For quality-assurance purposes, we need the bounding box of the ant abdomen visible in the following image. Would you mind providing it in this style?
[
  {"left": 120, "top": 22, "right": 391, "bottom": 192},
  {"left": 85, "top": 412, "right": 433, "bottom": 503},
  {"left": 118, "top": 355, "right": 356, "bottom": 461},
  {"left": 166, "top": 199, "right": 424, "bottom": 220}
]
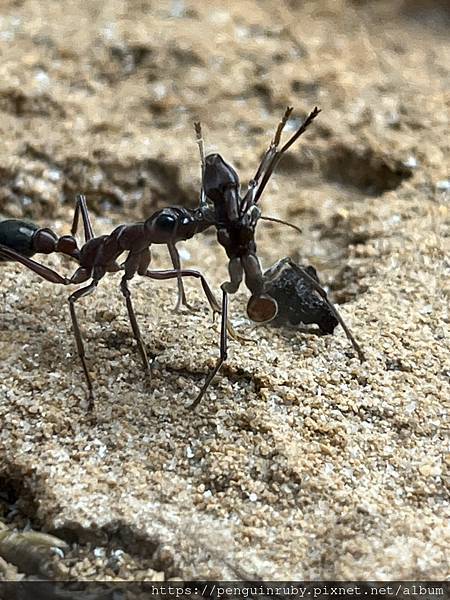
[
  {"left": 0, "top": 219, "right": 40, "bottom": 260},
  {"left": 0, "top": 219, "right": 79, "bottom": 263}
]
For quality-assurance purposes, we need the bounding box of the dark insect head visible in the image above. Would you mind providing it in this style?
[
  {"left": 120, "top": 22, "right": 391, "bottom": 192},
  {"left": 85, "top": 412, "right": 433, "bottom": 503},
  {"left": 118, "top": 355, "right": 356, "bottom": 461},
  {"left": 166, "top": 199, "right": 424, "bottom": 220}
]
[{"left": 202, "top": 153, "right": 249, "bottom": 225}]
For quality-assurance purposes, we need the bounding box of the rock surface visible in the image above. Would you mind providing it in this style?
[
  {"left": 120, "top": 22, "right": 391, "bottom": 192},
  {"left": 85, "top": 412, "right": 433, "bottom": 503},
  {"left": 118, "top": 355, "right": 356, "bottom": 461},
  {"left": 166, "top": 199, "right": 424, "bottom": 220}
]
[{"left": 0, "top": 0, "right": 448, "bottom": 581}]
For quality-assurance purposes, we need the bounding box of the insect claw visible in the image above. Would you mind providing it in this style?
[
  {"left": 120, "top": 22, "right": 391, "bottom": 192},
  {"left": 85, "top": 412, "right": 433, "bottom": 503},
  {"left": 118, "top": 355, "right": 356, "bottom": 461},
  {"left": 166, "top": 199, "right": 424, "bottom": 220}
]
[{"left": 173, "top": 300, "right": 197, "bottom": 314}]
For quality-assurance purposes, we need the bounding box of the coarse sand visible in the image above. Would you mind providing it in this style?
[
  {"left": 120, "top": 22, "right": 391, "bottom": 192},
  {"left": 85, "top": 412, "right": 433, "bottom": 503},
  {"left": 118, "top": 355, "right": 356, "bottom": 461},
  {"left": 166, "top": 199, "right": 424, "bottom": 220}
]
[{"left": 0, "top": 0, "right": 448, "bottom": 581}]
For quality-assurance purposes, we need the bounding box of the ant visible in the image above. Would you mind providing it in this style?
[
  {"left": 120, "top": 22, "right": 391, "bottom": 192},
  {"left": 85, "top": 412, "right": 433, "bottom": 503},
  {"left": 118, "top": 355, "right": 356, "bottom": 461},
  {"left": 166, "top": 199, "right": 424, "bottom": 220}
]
[
  {"left": 191, "top": 106, "right": 365, "bottom": 408},
  {"left": 0, "top": 195, "right": 223, "bottom": 409}
]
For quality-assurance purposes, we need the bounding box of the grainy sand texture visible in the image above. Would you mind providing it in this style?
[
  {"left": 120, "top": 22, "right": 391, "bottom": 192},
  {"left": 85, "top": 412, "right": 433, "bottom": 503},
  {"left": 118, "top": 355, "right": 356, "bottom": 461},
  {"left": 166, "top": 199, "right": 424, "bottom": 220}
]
[{"left": 0, "top": 0, "right": 449, "bottom": 582}]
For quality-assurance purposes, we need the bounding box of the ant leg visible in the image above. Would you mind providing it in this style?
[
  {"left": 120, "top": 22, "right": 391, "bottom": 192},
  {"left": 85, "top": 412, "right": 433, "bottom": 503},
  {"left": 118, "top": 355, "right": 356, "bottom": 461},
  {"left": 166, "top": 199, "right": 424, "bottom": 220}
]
[
  {"left": 120, "top": 251, "right": 151, "bottom": 376},
  {"left": 190, "top": 288, "right": 228, "bottom": 410},
  {"left": 68, "top": 277, "right": 102, "bottom": 410},
  {"left": 224, "top": 257, "right": 243, "bottom": 294},
  {"left": 0, "top": 245, "right": 72, "bottom": 284},
  {"left": 142, "top": 268, "right": 221, "bottom": 316},
  {"left": 216, "top": 258, "right": 250, "bottom": 339},
  {"left": 0, "top": 243, "right": 97, "bottom": 404},
  {"left": 71, "top": 194, "right": 95, "bottom": 242},
  {"left": 168, "top": 243, "right": 192, "bottom": 312},
  {"left": 283, "top": 258, "right": 365, "bottom": 362},
  {"left": 143, "top": 266, "right": 243, "bottom": 341}
]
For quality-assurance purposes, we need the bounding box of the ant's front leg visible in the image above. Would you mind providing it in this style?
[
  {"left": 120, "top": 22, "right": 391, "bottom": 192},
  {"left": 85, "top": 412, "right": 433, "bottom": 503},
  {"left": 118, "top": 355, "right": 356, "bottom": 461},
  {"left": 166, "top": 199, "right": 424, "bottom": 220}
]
[
  {"left": 166, "top": 248, "right": 249, "bottom": 406},
  {"left": 142, "top": 265, "right": 242, "bottom": 337},
  {"left": 140, "top": 267, "right": 248, "bottom": 405},
  {"left": 141, "top": 267, "right": 221, "bottom": 316},
  {"left": 222, "top": 257, "right": 243, "bottom": 294}
]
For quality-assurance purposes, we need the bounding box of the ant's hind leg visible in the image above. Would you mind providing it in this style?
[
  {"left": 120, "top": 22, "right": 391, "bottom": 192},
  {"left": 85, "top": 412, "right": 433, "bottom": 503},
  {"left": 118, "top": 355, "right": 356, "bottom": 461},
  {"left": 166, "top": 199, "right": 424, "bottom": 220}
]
[
  {"left": 120, "top": 250, "right": 152, "bottom": 377},
  {"left": 0, "top": 245, "right": 72, "bottom": 284}
]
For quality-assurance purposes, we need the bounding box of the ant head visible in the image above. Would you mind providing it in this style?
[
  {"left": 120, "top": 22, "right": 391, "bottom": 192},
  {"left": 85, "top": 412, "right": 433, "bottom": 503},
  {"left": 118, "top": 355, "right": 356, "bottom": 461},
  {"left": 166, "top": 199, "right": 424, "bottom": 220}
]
[
  {"left": 203, "top": 153, "right": 244, "bottom": 224},
  {"left": 203, "top": 154, "right": 240, "bottom": 202},
  {"left": 202, "top": 153, "right": 263, "bottom": 237},
  {"left": 247, "top": 293, "right": 278, "bottom": 323}
]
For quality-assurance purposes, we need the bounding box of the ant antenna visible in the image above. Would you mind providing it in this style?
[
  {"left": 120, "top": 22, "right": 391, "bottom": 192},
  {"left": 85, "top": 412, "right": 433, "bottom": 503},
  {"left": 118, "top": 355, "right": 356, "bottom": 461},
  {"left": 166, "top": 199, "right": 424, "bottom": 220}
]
[
  {"left": 260, "top": 215, "right": 302, "bottom": 234},
  {"left": 194, "top": 122, "right": 208, "bottom": 210}
]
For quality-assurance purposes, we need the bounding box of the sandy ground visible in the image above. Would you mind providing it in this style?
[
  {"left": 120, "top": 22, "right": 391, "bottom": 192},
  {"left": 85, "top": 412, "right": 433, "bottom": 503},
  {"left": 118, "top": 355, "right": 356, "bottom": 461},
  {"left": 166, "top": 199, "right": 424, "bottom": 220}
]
[{"left": 0, "top": 0, "right": 449, "bottom": 582}]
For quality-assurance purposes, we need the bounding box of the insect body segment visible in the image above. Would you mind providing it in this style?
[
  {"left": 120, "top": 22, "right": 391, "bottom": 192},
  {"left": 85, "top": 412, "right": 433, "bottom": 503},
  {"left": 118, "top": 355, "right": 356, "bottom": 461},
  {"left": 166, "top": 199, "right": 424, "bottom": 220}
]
[
  {"left": 190, "top": 107, "right": 324, "bottom": 407},
  {"left": 0, "top": 219, "right": 79, "bottom": 261},
  {"left": 202, "top": 151, "right": 268, "bottom": 308}
]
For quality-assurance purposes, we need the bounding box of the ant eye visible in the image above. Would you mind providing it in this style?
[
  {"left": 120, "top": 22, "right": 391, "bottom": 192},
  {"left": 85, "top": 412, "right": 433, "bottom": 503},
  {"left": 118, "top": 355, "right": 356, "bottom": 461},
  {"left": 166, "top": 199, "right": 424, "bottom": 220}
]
[
  {"left": 155, "top": 213, "right": 176, "bottom": 230},
  {"left": 247, "top": 294, "right": 278, "bottom": 323}
]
